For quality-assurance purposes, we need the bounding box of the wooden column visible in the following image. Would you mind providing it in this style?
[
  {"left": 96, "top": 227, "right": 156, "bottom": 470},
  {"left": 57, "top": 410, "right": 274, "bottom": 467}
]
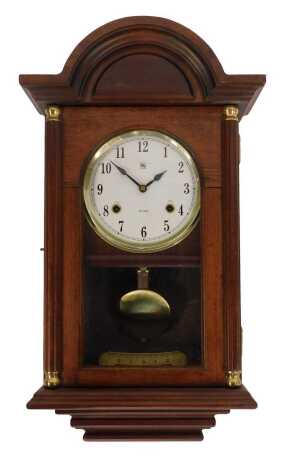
[
  {"left": 43, "top": 106, "right": 63, "bottom": 388},
  {"left": 222, "top": 106, "right": 242, "bottom": 387}
]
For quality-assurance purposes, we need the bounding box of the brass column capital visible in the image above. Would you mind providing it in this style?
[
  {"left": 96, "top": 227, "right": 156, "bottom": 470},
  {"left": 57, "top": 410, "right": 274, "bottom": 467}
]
[
  {"left": 224, "top": 106, "right": 239, "bottom": 121},
  {"left": 45, "top": 106, "right": 61, "bottom": 122}
]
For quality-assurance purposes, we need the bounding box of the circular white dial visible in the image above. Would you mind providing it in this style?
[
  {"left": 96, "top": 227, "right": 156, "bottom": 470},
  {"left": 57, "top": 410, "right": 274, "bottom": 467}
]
[{"left": 83, "top": 130, "right": 200, "bottom": 253}]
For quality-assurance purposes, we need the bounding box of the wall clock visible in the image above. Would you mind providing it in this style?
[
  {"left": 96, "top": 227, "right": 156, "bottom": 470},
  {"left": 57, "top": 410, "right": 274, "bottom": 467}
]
[{"left": 20, "top": 16, "right": 265, "bottom": 441}]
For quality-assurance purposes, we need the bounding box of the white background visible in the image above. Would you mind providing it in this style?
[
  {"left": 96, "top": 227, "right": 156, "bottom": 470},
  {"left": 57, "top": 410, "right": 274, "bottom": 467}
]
[{"left": 1, "top": 0, "right": 286, "bottom": 468}]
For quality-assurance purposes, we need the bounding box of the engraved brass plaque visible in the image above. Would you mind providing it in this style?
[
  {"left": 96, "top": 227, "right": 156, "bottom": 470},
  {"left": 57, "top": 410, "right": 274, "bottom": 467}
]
[{"left": 99, "top": 351, "right": 187, "bottom": 367}]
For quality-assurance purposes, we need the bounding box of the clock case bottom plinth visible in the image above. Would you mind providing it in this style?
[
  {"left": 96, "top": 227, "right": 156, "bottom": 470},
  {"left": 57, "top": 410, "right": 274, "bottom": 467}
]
[{"left": 27, "top": 385, "right": 256, "bottom": 441}]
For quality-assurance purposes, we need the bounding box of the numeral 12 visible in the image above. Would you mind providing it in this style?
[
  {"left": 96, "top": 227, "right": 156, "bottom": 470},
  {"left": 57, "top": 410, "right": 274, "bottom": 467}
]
[{"left": 138, "top": 141, "right": 148, "bottom": 152}]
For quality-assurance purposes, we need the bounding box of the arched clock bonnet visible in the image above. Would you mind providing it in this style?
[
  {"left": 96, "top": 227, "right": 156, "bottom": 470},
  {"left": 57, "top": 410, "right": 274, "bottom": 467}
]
[{"left": 20, "top": 16, "right": 264, "bottom": 114}]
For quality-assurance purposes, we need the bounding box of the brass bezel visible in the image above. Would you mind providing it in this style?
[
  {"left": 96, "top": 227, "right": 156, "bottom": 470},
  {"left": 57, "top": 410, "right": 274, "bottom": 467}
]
[{"left": 83, "top": 130, "right": 200, "bottom": 253}]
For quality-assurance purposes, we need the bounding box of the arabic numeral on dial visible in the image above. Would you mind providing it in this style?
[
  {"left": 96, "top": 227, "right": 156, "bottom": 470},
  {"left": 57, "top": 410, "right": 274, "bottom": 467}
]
[
  {"left": 101, "top": 162, "right": 111, "bottom": 174},
  {"left": 97, "top": 184, "right": 103, "bottom": 195},
  {"left": 178, "top": 204, "right": 184, "bottom": 216},
  {"left": 184, "top": 182, "right": 190, "bottom": 194},
  {"left": 103, "top": 205, "right": 109, "bottom": 216},
  {"left": 141, "top": 226, "right": 147, "bottom": 238},
  {"left": 138, "top": 141, "right": 148, "bottom": 152},
  {"left": 118, "top": 220, "right": 124, "bottom": 232},
  {"left": 163, "top": 220, "right": 170, "bottom": 232},
  {"left": 116, "top": 147, "right": 125, "bottom": 158},
  {"left": 178, "top": 161, "right": 184, "bottom": 173}
]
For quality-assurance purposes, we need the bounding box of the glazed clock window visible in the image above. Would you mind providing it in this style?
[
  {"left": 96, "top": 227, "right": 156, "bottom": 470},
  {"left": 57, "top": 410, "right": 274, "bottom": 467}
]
[{"left": 83, "top": 130, "right": 200, "bottom": 253}]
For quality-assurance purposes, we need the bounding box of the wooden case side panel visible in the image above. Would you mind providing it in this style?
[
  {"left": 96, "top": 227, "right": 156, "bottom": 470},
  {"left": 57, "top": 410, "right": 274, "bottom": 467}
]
[
  {"left": 201, "top": 187, "right": 224, "bottom": 383},
  {"left": 62, "top": 187, "right": 82, "bottom": 384},
  {"left": 222, "top": 115, "right": 242, "bottom": 372},
  {"left": 43, "top": 115, "right": 63, "bottom": 381}
]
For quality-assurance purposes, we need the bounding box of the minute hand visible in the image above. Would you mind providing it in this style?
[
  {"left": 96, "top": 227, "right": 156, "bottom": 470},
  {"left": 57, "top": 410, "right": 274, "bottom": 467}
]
[
  {"left": 145, "top": 170, "right": 167, "bottom": 188},
  {"left": 111, "top": 161, "right": 142, "bottom": 188}
]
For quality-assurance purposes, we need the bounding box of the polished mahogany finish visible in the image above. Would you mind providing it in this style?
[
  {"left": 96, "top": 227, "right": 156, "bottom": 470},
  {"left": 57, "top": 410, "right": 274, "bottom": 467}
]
[
  {"left": 20, "top": 16, "right": 265, "bottom": 441},
  {"left": 43, "top": 115, "right": 63, "bottom": 380},
  {"left": 61, "top": 105, "right": 224, "bottom": 387},
  {"left": 28, "top": 386, "right": 256, "bottom": 441},
  {"left": 222, "top": 117, "right": 242, "bottom": 372},
  {"left": 19, "top": 16, "right": 265, "bottom": 115}
]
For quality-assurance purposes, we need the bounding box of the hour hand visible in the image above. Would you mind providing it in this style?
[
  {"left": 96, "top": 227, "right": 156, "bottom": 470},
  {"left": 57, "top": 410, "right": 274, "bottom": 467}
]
[{"left": 146, "top": 170, "right": 167, "bottom": 188}]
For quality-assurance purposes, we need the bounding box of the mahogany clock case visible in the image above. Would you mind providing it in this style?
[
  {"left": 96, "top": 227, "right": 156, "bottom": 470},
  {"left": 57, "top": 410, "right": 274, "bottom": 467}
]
[
  {"left": 64, "top": 105, "right": 220, "bottom": 387},
  {"left": 20, "top": 16, "right": 265, "bottom": 441}
]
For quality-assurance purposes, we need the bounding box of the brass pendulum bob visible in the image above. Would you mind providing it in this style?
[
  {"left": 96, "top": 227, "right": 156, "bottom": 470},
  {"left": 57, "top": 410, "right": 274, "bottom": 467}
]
[{"left": 120, "top": 267, "right": 170, "bottom": 319}]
